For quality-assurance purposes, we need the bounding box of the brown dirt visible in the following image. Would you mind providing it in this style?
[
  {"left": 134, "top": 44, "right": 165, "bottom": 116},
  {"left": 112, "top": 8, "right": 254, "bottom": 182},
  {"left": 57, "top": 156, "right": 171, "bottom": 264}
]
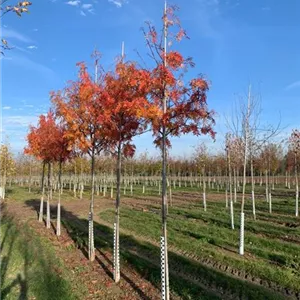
[
  {"left": 1, "top": 198, "right": 166, "bottom": 300},
  {"left": 2, "top": 189, "right": 299, "bottom": 300}
]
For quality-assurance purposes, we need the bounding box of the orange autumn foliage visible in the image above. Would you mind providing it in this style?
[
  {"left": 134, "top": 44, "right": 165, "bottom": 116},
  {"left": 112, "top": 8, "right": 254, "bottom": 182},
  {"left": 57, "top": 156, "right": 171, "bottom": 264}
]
[
  {"left": 52, "top": 62, "right": 111, "bottom": 156},
  {"left": 24, "top": 111, "right": 72, "bottom": 163},
  {"left": 143, "top": 5, "right": 216, "bottom": 148},
  {"left": 103, "top": 60, "right": 155, "bottom": 156}
]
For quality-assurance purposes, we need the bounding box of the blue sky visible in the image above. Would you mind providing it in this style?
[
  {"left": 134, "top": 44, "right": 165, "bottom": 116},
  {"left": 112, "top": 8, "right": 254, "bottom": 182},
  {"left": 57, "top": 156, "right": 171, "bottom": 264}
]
[{"left": 1, "top": 0, "right": 300, "bottom": 157}]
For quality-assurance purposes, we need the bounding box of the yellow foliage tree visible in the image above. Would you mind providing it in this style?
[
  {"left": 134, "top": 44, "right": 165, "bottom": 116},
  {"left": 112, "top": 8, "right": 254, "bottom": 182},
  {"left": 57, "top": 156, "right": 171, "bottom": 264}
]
[{"left": 0, "top": 144, "right": 15, "bottom": 197}]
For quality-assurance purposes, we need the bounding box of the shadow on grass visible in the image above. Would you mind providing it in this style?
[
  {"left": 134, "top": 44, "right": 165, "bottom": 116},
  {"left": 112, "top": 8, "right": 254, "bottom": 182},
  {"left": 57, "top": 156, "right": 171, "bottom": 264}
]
[
  {"left": 24, "top": 199, "right": 290, "bottom": 300},
  {"left": 1, "top": 204, "right": 78, "bottom": 300},
  {"left": 25, "top": 199, "right": 152, "bottom": 300},
  {"left": 0, "top": 210, "right": 27, "bottom": 300}
]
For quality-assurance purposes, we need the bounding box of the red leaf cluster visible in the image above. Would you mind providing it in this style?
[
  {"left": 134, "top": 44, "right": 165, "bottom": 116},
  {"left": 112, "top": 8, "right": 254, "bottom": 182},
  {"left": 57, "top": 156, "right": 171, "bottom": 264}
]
[
  {"left": 102, "top": 61, "right": 154, "bottom": 157},
  {"left": 142, "top": 5, "right": 216, "bottom": 149},
  {"left": 52, "top": 63, "right": 110, "bottom": 156},
  {"left": 166, "top": 51, "right": 184, "bottom": 70},
  {"left": 29, "top": 3, "right": 216, "bottom": 161},
  {"left": 24, "top": 111, "right": 72, "bottom": 162}
]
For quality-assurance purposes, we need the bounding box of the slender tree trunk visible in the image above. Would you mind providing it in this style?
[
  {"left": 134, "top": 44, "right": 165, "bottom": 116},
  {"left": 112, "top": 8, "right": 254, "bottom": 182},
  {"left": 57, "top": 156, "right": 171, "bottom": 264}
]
[
  {"left": 169, "top": 184, "right": 172, "bottom": 207},
  {"left": 161, "top": 123, "right": 169, "bottom": 300},
  {"left": 265, "top": 170, "right": 269, "bottom": 202},
  {"left": 227, "top": 147, "right": 234, "bottom": 229},
  {"left": 161, "top": 3, "right": 169, "bottom": 299},
  {"left": 237, "top": 169, "right": 240, "bottom": 192},
  {"left": 202, "top": 166, "right": 206, "bottom": 211},
  {"left": 40, "top": 161, "right": 45, "bottom": 194},
  {"left": 268, "top": 156, "right": 271, "bottom": 213},
  {"left": 260, "top": 170, "right": 263, "bottom": 186},
  {"left": 114, "top": 142, "right": 122, "bottom": 282},
  {"left": 28, "top": 161, "right": 32, "bottom": 193},
  {"left": 46, "top": 162, "right": 51, "bottom": 229},
  {"left": 74, "top": 164, "right": 77, "bottom": 198},
  {"left": 234, "top": 168, "right": 237, "bottom": 203},
  {"left": 57, "top": 160, "right": 62, "bottom": 236},
  {"left": 50, "top": 162, "right": 53, "bottom": 200},
  {"left": 295, "top": 155, "right": 299, "bottom": 217},
  {"left": 239, "top": 147, "right": 247, "bottom": 255},
  {"left": 39, "top": 161, "right": 46, "bottom": 222},
  {"left": 80, "top": 158, "right": 83, "bottom": 200},
  {"left": 239, "top": 85, "right": 250, "bottom": 256},
  {"left": 88, "top": 150, "right": 95, "bottom": 261},
  {"left": 250, "top": 156, "right": 256, "bottom": 220}
]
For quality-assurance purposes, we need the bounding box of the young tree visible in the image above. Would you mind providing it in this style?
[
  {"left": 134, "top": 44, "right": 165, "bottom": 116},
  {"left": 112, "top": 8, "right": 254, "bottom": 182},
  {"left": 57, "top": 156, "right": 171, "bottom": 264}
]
[
  {"left": 0, "top": 143, "right": 15, "bottom": 199},
  {"left": 25, "top": 117, "right": 44, "bottom": 221},
  {"left": 25, "top": 112, "right": 62, "bottom": 228},
  {"left": 225, "top": 133, "right": 235, "bottom": 230},
  {"left": 193, "top": 143, "right": 208, "bottom": 211},
  {"left": 144, "top": 3, "right": 215, "bottom": 298},
  {"left": 259, "top": 143, "right": 280, "bottom": 213},
  {"left": 52, "top": 60, "right": 110, "bottom": 261},
  {"left": 285, "top": 149, "right": 294, "bottom": 189},
  {"left": 239, "top": 86, "right": 252, "bottom": 256},
  {"left": 226, "top": 85, "right": 281, "bottom": 255},
  {"left": 230, "top": 137, "right": 244, "bottom": 203},
  {"left": 52, "top": 121, "right": 73, "bottom": 236},
  {"left": 103, "top": 55, "right": 152, "bottom": 282},
  {"left": 289, "top": 129, "right": 300, "bottom": 217}
]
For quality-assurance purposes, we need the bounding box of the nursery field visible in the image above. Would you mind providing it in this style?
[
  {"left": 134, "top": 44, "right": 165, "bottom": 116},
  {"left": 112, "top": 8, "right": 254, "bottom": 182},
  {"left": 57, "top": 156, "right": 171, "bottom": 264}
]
[
  {"left": 2, "top": 0, "right": 300, "bottom": 299},
  {"left": 1, "top": 183, "right": 300, "bottom": 300}
]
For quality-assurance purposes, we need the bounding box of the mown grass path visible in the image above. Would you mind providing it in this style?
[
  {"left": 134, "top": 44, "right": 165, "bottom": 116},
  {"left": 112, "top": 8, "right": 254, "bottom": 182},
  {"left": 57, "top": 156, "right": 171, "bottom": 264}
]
[{"left": 3, "top": 185, "right": 300, "bottom": 299}]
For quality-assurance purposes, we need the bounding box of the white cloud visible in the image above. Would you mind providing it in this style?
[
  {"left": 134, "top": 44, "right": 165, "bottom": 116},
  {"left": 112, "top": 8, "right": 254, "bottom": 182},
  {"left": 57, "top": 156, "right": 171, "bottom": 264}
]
[
  {"left": 4, "top": 54, "right": 55, "bottom": 79},
  {"left": 3, "top": 106, "right": 11, "bottom": 110},
  {"left": 80, "top": 3, "right": 94, "bottom": 14},
  {"left": 82, "top": 3, "right": 93, "bottom": 9},
  {"left": 1, "top": 115, "right": 40, "bottom": 151},
  {"left": 2, "top": 28, "right": 33, "bottom": 43},
  {"left": 15, "top": 46, "right": 31, "bottom": 54},
  {"left": 33, "top": 28, "right": 38, "bottom": 32},
  {"left": 66, "top": 0, "right": 80, "bottom": 6},
  {"left": 108, "top": 0, "right": 128, "bottom": 8},
  {"left": 3, "top": 115, "right": 38, "bottom": 128},
  {"left": 285, "top": 80, "right": 300, "bottom": 91},
  {"left": 66, "top": 0, "right": 94, "bottom": 14},
  {"left": 27, "top": 45, "right": 38, "bottom": 49}
]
